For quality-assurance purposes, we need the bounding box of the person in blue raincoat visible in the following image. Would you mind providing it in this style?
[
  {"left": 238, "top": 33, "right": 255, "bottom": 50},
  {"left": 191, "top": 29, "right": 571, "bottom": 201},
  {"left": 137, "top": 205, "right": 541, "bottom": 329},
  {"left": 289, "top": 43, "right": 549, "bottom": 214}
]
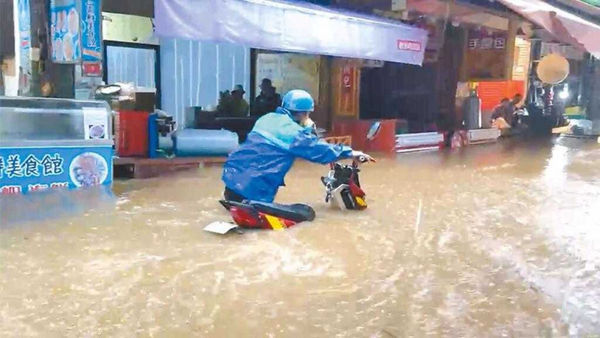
[{"left": 222, "top": 89, "right": 372, "bottom": 203}]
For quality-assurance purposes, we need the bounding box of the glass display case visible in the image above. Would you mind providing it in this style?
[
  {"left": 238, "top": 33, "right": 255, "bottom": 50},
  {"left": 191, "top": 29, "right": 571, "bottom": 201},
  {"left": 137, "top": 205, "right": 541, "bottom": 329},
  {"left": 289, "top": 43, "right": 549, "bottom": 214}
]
[{"left": 0, "top": 97, "right": 113, "bottom": 194}]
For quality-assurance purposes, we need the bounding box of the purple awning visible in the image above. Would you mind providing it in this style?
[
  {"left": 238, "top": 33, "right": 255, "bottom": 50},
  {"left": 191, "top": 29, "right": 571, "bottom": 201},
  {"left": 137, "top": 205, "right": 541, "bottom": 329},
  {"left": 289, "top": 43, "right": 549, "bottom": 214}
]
[{"left": 155, "top": 0, "right": 428, "bottom": 65}]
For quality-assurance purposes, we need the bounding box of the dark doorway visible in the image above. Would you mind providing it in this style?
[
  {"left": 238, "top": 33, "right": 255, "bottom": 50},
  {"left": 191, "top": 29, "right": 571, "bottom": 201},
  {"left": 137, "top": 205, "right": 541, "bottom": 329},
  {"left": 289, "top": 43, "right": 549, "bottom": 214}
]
[
  {"left": 359, "top": 23, "right": 466, "bottom": 133},
  {"left": 360, "top": 62, "right": 438, "bottom": 132}
]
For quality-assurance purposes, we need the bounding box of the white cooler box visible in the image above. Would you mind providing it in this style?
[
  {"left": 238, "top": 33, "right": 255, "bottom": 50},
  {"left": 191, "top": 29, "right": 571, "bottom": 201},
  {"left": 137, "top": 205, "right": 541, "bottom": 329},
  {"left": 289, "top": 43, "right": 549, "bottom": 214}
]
[
  {"left": 395, "top": 132, "right": 445, "bottom": 153},
  {"left": 467, "top": 129, "right": 501, "bottom": 144}
]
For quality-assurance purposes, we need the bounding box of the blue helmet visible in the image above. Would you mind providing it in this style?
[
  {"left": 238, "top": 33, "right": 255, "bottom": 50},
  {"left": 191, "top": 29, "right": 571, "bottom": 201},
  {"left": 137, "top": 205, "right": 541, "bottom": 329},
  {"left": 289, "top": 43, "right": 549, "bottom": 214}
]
[{"left": 281, "top": 90, "right": 315, "bottom": 114}]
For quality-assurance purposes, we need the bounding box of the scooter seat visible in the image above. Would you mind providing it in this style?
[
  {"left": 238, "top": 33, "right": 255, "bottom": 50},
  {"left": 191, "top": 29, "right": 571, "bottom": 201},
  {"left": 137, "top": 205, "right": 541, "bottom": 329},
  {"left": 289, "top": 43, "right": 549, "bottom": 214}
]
[{"left": 249, "top": 201, "right": 316, "bottom": 222}]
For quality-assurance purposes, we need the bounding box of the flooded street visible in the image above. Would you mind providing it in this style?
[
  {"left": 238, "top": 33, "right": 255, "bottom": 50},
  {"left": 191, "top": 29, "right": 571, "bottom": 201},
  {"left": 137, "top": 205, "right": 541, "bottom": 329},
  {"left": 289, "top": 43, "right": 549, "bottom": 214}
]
[{"left": 2, "top": 137, "right": 600, "bottom": 337}]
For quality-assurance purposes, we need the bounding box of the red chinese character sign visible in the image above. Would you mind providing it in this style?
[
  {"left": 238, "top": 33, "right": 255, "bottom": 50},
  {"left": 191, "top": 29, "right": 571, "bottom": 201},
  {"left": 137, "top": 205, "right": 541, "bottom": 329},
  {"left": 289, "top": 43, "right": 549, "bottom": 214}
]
[
  {"left": 397, "top": 40, "right": 423, "bottom": 52},
  {"left": 464, "top": 28, "right": 510, "bottom": 80},
  {"left": 334, "top": 59, "right": 360, "bottom": 118},
  {"left": 82, "top": 62, "right": 102, "bottom": 77}
]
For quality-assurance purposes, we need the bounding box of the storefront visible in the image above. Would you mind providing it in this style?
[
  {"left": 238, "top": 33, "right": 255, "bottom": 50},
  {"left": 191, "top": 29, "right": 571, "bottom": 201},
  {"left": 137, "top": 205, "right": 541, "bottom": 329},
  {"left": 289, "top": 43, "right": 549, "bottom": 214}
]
[
  {"left": 154, "top": 0, "right": 428, "bottom": 148},
  {"left": 495, "top": 0, "right": 600, "bottom": 123},
  {"left": 340, "top": 0, "right": 519, "bottom": 135}
]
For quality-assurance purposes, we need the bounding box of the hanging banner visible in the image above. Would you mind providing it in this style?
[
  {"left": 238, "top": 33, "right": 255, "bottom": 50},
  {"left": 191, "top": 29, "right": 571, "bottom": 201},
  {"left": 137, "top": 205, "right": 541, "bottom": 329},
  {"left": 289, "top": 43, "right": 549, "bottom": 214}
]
[
  {"left": 18, "top": 0, "right": 32, "bottom": 95},
  {"left": 80, "top": 0, "right": 103, "bottom": 76},
  {"left": 50, "top": 0, "right": 82, "bottom": 63}
]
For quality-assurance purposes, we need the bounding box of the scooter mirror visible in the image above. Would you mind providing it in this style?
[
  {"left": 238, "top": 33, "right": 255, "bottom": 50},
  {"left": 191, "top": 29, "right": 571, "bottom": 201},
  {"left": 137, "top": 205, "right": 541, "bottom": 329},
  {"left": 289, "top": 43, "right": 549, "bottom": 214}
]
[{"left": 366, "top": 121, "right": 382, "bottom": 141}]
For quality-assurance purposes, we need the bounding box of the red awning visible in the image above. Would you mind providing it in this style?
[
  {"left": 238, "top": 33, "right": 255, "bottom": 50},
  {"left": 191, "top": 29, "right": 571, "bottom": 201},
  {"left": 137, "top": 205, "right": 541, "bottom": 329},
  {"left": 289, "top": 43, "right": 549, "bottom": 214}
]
[{"left": 497, "top": 0, "right": 600, "bottom": 58}]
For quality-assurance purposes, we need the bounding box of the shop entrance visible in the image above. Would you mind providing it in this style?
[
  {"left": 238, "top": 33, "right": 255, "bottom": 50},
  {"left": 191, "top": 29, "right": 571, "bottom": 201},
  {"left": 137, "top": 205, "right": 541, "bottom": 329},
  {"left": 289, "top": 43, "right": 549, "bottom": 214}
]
[{"left": 359, "top": 63, "right": 438, "bottom": 133}]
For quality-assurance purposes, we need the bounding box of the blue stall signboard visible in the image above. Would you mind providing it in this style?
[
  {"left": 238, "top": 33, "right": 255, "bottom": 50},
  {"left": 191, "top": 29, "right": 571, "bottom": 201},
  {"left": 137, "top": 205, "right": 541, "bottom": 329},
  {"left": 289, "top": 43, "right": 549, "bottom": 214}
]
[{"left": 0, "top": 146, "right": 112, "bottom": 195}]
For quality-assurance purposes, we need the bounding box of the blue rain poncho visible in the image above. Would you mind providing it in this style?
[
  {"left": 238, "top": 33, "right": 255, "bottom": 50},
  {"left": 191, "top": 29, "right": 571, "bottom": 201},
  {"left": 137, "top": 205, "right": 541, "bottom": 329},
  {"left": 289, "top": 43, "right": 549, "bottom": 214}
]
[{"left": 222, "top": 108, "right": 353, "bottom": 203}]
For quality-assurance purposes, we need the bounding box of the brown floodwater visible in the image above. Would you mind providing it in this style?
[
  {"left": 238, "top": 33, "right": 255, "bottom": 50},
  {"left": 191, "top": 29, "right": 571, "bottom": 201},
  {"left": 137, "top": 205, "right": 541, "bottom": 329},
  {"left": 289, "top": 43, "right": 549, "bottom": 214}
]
[{"left": 1, "top": 137, "right": 600, "bottom": 337}]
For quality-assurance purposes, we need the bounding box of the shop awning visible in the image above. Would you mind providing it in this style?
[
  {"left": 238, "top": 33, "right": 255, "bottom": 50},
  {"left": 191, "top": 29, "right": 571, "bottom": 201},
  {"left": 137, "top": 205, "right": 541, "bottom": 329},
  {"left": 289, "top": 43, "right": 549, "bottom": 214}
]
[
  {"left": 154, "top": 0, "right": 428, "bottom": 65},
  {"left": 497, "top": 0, "right": 600, "bottom": 58}
]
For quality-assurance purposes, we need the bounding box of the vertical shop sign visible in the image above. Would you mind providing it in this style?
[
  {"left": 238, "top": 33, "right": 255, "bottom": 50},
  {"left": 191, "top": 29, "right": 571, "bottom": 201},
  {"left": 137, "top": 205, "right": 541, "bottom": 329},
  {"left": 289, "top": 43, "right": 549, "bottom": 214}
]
[
  {"left": 18, "top": 0, "right": 32, "bottom": 95},
  {"left": 339, "top": 65, "right": 356, "bottom": 116},
  {"left": 80, "top": 0, "right": 103, "bottom": 76},
  {"left": 342, "top": 66, "right": 352, "bottom": 93},
  {"left": 50, "top": 0, "right": 82, "bottom": 63},
  {"left": 512, "top": 37, "right": 531, "bottom": 81}
]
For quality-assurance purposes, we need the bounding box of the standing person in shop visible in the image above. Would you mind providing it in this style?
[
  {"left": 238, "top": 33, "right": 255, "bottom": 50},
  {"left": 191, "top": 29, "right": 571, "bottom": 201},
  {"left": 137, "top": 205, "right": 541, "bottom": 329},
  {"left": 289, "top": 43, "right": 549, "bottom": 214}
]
[
  {"left": 218, "top": 84, "right": 249, "bottom": 117},
  {"left": 252, "top": 78, "right": 282, "bottom": 117}
]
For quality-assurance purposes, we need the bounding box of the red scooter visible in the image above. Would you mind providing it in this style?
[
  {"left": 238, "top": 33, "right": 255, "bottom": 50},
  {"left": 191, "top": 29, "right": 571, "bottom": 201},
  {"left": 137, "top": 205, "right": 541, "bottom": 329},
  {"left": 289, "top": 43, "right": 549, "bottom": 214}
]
[
  {"left": 216, "top": 155, "right": 369, "bottom": 231},
  {"left": 207, "top": 123, "right": 380, "bottom": 234}
]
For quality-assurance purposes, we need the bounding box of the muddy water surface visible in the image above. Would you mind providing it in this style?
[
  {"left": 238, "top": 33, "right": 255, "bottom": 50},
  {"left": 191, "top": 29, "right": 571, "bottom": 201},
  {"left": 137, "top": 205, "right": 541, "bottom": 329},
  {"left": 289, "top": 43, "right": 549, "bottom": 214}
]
[{"left": 1, "top": 138, "right": 600, "bottom": 337}]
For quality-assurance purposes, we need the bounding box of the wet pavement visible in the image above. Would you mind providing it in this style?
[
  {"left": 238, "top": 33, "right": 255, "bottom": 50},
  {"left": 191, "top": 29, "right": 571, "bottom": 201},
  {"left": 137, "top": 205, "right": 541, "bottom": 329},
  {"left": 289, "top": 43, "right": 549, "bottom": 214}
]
[{"left": 1, "top": 136, "right": 600, "bottom": 337}]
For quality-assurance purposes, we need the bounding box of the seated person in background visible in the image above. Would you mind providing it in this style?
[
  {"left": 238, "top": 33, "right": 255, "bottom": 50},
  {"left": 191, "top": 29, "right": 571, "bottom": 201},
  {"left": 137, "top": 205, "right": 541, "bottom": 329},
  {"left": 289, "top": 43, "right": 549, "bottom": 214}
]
[
  {"left": 217, "top": 84, "right": 249, "bottom": 117},
  {"left": 491, "top": 98, "right": 513, "bottom": 130},
  {"left": 509, "top": 93, "right": 523, "bottom": 112},
  {"left": 508, "top": 93, "right": 524, "bottom": 126},
  {"left": 252, "top": 78, "right": 282, "bottom": 117}
]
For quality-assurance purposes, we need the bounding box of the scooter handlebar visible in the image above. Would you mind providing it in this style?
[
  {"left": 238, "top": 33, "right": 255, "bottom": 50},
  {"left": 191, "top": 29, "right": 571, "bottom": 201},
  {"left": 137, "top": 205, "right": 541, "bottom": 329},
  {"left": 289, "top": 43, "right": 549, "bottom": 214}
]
[{"left": 355, "top": 155, "right": 376, "bottom": 164}]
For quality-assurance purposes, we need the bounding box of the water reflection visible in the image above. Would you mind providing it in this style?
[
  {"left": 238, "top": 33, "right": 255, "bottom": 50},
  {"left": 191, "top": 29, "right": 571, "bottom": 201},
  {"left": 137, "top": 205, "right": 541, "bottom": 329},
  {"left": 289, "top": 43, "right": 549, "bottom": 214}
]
[
  {"left": 542, "top": 145, "right": 570, "bottom": 189},
  {"left": 0, "top": 185, "right": 115, "bottom": 228},
  {"left": 1, "top": 139, "right": 599, "bottom": 336}
]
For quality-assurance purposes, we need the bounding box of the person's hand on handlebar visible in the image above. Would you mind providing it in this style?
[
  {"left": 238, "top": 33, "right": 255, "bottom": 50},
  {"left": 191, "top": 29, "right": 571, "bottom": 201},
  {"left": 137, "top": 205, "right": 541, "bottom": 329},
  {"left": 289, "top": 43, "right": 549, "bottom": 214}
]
[{"left": 352, "top": 151, "right": 376, "bottom": 163}]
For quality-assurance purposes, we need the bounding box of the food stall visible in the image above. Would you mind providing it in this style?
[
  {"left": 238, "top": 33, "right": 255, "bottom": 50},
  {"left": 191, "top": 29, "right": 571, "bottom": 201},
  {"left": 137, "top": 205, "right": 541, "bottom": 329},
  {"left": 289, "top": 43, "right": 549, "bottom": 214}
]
[{"left": 0, "top": 97, "right": 113, "bottom": 195}]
